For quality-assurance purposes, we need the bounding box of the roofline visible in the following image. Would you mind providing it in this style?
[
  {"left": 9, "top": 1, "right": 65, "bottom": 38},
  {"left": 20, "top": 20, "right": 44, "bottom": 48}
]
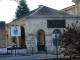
[
  {"left": 29, "top": 6, "right": 44, "bottom": 16},
  {"left": 61, "top": 5, "right": 75, "bottom": 11},
  {"left": 27, "top": 16, "right": 80, "bottom": 18},
  {"left": 8, "top": 5, "right": 44, "bottom": 24},
  {"left": 8, "top": 15, "right": 80, "bottom": 24},
  {"left": 8, "top": 16, "right": 26, "bottom": 24}
]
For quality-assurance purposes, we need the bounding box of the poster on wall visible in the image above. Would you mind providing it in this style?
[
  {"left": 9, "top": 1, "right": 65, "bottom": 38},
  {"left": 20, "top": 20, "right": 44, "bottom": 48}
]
[{"left": 10, "top": 26, "right": 21, "bottom": 37}]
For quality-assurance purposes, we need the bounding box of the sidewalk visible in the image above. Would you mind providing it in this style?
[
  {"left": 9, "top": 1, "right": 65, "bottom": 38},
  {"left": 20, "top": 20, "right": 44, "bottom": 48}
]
[
  {"left": 0, "top": 53, "right": 69, "bottom": 58},
  {"left": 0, "top": 54, "right": 72, "bottom": 60},
  {"left": 0, "top": 54, "right": 23, "bottom": 58}
]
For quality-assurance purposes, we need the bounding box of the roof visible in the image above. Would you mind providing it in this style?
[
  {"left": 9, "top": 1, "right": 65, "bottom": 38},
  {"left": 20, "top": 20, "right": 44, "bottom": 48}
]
[
  {"left": 22, "top": 5, "right": 75, "bottom": 17},
  {"left": 11, "top": 5, "right": 80, "bottom": 23},
  {"left": 61, "top": 5, "right": 75, "bottom": 12}
]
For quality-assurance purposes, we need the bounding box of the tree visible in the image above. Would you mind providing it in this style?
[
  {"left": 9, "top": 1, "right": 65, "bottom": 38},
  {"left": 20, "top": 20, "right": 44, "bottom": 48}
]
[
  {"left": 15, "top": 0, "right": 29, "bottom": 19},
  {"left": 60, "top": 22, "right": 80, "bottom": 57}
]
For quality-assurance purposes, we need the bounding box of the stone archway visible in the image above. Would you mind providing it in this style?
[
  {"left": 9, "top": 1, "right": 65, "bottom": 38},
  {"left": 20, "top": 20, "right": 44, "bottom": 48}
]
[
  {"left": 20, "top": 26, "right": 26, "bottom": 48},
  {"left": 37, "top": 29, "right": 45, "bottom": 51}
]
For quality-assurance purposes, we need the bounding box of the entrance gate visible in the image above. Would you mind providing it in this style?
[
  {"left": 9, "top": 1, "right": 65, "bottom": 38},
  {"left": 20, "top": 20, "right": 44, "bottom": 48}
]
[{"left": 37, "top": 30, "right": 45, "bottom": 51}]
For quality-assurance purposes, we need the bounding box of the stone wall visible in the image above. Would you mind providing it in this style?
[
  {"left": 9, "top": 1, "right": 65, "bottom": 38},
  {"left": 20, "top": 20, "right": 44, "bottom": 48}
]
[
  {"left": 25, "top": 18, "right": 78, "bottom": 54},
  {"left": 0, "top": 22, "right": 6, "bottom": 48},
  {"left": 72, "top": 0, "right": 80, "bottom": 15},
  {"left": 62, "top": 0, "right": 80, "bottom": 16},
  {"left": 0, "top": 22, "right": 7, "bottom": 54},
  {"left": 26, "top": 35, "right": 37, "bottom": 54},
  {"left": 6, "top": 17, "right": 80, "bottom": 54},
  {"left": 61, "top": 5, "right": 75, "bottom": 15}
]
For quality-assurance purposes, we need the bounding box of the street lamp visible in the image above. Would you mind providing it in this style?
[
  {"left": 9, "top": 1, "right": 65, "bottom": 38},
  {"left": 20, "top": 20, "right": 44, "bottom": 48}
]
[{"left": 55, "top": 34, "right": 59, "bottom": 60}]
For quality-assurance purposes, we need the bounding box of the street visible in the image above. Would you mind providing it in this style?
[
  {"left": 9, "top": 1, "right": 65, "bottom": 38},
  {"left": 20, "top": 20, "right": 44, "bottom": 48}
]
[
  {"left": 0, "top": 56, "right": 36, "bottom": 60},
  {"left": 0, "top": 54, "right": 56, "bottom": 60}
]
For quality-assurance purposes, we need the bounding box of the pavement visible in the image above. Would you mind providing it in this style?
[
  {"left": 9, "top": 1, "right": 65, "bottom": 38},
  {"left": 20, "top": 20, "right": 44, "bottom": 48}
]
[
  {"left": 0, "top": 53, "right": 69, "bottom": 58},
  {"left": 0, "top": 53, "right": 79, "bottom": 60},
  {"left": 0, "top": 54, "right": 54, "bottom": 60},
  {"left": 0, "top": 54, "right": 56, "bottom": 60},
  {"left": 0, "top": 54, "right": 54, "bottom": 57}
]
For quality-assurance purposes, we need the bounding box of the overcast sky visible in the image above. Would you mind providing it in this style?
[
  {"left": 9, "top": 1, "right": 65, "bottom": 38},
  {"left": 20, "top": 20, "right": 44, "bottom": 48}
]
[{"left": 0, "top": 0, "right": 74, "bottom": 23}]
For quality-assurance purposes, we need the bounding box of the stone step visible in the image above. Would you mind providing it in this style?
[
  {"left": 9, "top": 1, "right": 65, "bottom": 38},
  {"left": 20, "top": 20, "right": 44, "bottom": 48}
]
[{"left": 38, "top": 51, "right": 46, "bottom": 53}]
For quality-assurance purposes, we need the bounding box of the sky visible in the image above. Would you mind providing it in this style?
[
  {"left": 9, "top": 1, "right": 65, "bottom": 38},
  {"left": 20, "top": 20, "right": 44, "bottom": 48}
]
[{"left": 0, "top": 0, "right": 74, "bottom": 23}]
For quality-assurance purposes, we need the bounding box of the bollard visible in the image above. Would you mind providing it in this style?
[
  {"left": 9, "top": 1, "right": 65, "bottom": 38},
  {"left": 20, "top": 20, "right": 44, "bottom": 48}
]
[
  {"left": 15, "top": 44, "right": 16, "bottom": 56},
  {"left": 46, "top": 47, "right": 47, "bottom": 55},
  {"left": 11, "top": 49, "right": 12, "bottom": 55},
  {"left": 32, "top": 46, "right": 33, "bottom": 55},
  {"left": 7, "top": 49, "right": 8, "bottom": 54}
]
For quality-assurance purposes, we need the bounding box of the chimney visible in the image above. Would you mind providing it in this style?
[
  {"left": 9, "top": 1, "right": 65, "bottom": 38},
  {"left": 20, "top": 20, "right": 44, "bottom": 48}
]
[{"left": 38, "top": 5, "right": 43, "bottom": 7}]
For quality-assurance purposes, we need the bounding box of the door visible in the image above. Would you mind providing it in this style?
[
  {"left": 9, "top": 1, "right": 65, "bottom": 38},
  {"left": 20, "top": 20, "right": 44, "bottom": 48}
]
[{"left": 37, "top": 30, "right": 45, "bottom": 51}]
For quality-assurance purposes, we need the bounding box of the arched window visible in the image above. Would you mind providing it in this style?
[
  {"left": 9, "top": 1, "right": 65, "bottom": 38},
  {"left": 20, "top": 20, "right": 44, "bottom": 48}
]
[{"left": 53, "top": 29, "right": 60, "bottom": 46}]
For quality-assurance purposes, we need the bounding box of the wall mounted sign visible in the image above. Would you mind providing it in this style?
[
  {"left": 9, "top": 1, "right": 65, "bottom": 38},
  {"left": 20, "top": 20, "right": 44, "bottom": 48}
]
[
  {"left": 10, "top": 26, "right": 21, "bottom": 37},
  {"left": 47, "top": 20, "right": 65, "bottom": 28}
]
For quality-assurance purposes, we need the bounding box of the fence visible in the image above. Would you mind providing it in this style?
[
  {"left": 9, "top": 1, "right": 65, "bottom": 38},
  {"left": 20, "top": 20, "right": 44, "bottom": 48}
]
[{"left": 7, "top": 47, "right": 26, "bottom": 55}]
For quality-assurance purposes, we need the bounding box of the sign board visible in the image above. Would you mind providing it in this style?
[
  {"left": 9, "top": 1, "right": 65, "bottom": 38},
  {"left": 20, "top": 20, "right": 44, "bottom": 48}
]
[
  {"left": 52, "top": 34, "right": 60, "bottom": 38},
  {"left": 52, "top": 34, "right": 55, "bottom": 38},
  {"left": 10, "top": 26, "right": 21, "bottom": 37},
  {"left": 47, "top": 20, "right": 65, "bottom": 28}
]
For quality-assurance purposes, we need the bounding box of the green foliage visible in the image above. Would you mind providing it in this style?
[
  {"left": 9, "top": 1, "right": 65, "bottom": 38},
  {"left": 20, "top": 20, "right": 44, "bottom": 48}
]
[{"left": 15, "top": 0, "right": 29, "bottom": 19}]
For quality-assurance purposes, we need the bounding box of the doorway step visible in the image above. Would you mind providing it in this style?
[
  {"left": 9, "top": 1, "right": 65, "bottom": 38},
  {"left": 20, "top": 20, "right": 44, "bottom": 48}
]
[{"left": 38, "top": 51, "right": 46, "bottom": 54}]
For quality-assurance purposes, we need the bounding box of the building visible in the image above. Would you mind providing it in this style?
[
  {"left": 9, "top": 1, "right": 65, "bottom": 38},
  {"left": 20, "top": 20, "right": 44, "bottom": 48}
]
[
  {"left": 6, "top": 0, "right": 80, "bottom": 54},
  {"left": 0, "top": 22, "right": 7, "bottom": 54},
  {"left": 61, "top": 0, "right": 80, "bottom": 16}
]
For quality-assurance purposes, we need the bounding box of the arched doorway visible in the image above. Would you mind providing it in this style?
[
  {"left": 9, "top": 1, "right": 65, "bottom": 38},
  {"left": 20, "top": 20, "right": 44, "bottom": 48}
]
[
  {"left": 37, "top": 29, "right": 45, "bottom": 51},
  {"left": 53, "top": 29, "right": 60, "bottom": 46},
  {"left": 21, "top": 26, "right": 26, "bottom": 48}
]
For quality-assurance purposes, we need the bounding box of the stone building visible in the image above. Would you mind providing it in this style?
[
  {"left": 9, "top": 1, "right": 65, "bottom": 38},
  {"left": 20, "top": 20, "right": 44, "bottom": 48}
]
[
  {"left": 0, "top": 22, "right": 7, "bottom": 54},
  {"left": 61, "top": 0, "right": 80, "bottom": 16},
  {"left": 6, "top": 0, "right": 80, "bottom": 54}
]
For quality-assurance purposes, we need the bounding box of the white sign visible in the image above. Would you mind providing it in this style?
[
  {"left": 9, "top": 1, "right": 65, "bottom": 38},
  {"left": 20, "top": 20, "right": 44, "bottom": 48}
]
[
  {"left": 52, "top": 34, "right": 55, "bottom": 38},
  {"left": 10, "top": 26, "right": 21, "bottom": 37},
  {"left": 52, "top": 34, "right": 60, "bottom": 38}
]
